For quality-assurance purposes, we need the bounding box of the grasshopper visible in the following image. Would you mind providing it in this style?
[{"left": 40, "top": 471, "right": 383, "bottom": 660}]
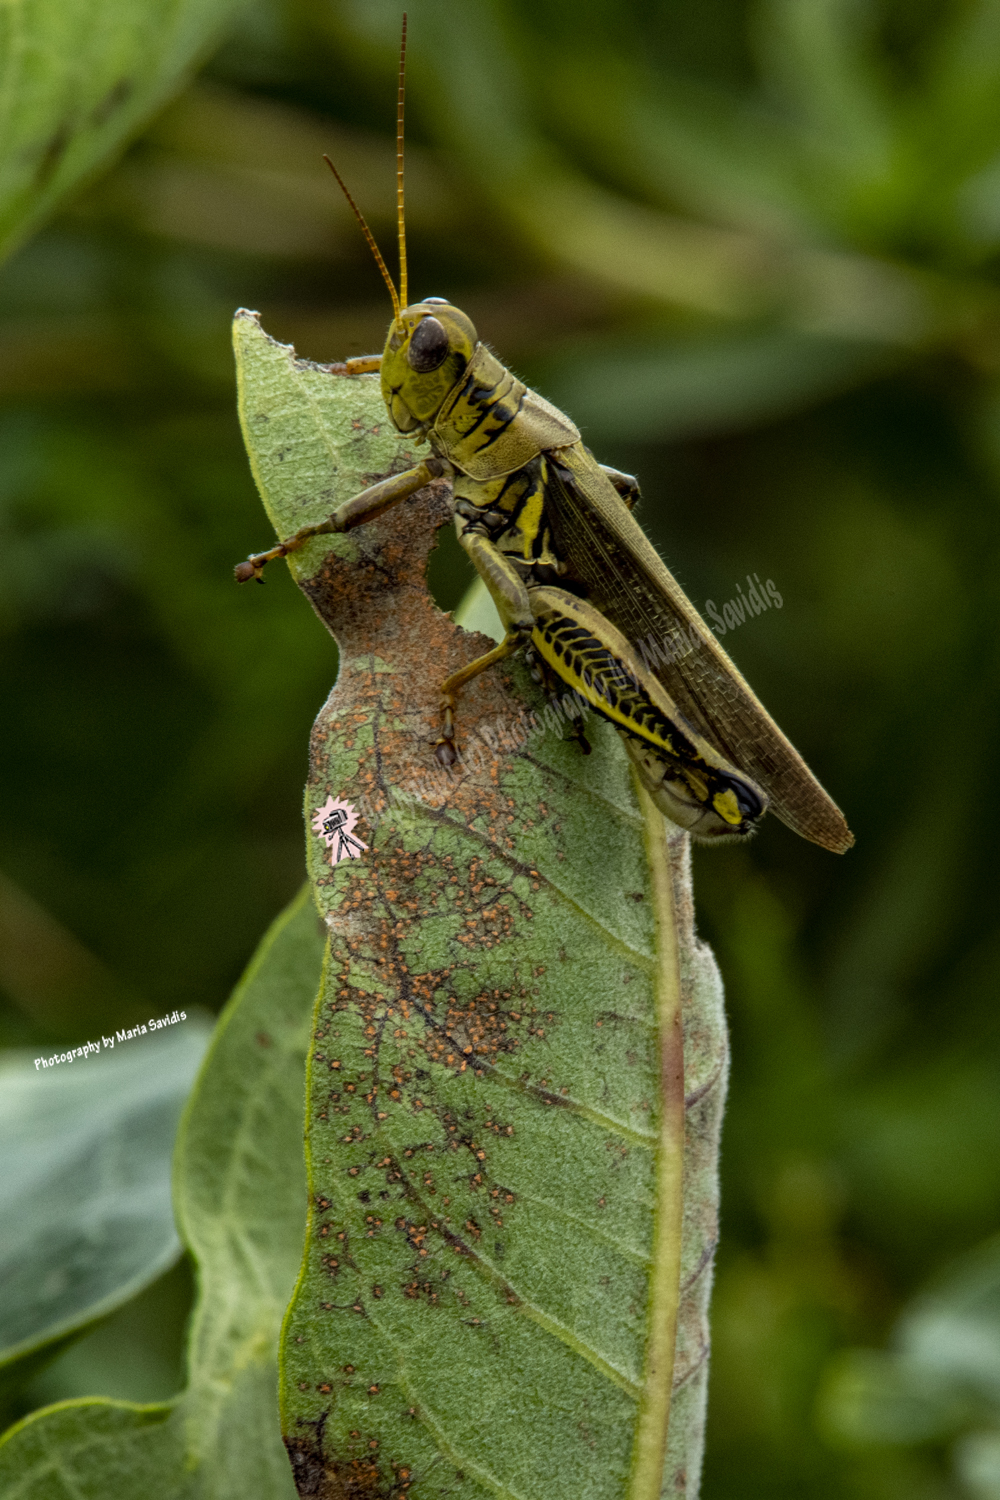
[{"left": 236, "top": 19, "right": 852, "bottom": 855}]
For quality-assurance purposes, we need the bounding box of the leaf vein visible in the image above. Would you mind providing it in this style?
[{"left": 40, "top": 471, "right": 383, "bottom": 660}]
[{"left": 423, "top": 806, "right": 656, "bottom": 970}]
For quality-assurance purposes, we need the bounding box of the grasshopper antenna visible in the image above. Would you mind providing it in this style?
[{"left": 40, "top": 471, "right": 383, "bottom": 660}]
[
  {"left": 397, "top": 12, "right": 408, "bottom": 312},
  {"left": 322, "top": 158, "right": 401, "bottom": 327},
  {"left": 322, "top": 14, "right": 409, "bottom": 330}
]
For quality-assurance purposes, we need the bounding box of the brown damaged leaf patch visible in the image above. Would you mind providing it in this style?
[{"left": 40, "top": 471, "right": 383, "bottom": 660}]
[{"left": 285, "top": 1421, "right": 416, "bottom": 1500}]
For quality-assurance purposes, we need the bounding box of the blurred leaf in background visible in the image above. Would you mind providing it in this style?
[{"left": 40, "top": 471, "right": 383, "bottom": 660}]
[
  {"left": 0, "top": 0, "right": 246, "bottom": 261},
  {"left": 819, "top": 1235, "right": 1000, "bottom": 1498},
  {"left": 0, "top": 886, "right": 324, "bottom": 1496},
  {"left": 1, "top": 0, "right": 999, "bottom": 1495},
  {"left": 0, "top": 1022, "right": 211, "bottom": 1422}
]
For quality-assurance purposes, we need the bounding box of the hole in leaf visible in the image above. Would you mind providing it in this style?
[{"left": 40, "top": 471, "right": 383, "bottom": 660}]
[{"left": 424, "top": 516, "right": 476, "bottom": 615}]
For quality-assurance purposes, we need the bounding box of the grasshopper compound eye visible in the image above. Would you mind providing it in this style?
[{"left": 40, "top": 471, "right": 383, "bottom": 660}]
[{"left": 407, "top": 316, "right": 450, "bottom": 373}]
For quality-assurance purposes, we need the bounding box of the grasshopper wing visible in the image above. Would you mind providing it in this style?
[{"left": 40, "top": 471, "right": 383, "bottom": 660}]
[{"left": 543, "top": 446, "right": 853, "bottom": 854}]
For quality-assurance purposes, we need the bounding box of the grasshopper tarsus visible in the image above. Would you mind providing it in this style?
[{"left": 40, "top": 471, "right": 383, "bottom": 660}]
[
  {"left": 323, "top": 354, "right": 382, "bottom": 377},
  {"left": 569, "top": 721, "right": 592, "bottom": 755},
  {"left": 235, "top": 513, "right": 347, "bottom": 585},
  {"left": 600, "top": 465, "right": 641, "bottom": 511},
  {"left": 524, "top": 646, "right": 543, "bottom": 684},
  {"left": 235, "top": 556, "right": 273, "bottom": 584},
  {"left": 434, "top": 739, "right": 458, "bottom": 768},
  {"left": 236, "top": 546, "right": 286, "bottom": 583},
  {"left": 436, "top": 701, "right": 459, "bottom": 768}
]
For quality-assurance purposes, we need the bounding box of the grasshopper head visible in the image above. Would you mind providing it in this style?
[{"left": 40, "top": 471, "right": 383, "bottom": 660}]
[{"left": 381, "top": 299, "right": 477, "bottom": 431}]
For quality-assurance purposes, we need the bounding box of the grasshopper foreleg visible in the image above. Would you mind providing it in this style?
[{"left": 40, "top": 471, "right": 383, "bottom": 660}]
[{"left": 234, "top": 457, "right": 447, "bottom": 582}]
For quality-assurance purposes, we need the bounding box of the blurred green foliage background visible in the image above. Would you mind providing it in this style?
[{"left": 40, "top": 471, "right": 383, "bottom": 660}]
[{"left": 2, "top": 0, "right": 1000, "bottom": 1494}]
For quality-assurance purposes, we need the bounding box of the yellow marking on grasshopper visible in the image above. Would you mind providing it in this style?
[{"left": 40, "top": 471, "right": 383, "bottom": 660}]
[
  {"left": 712, "top": 789, "right": 743, "bottom": 826},
  {"left": 520, "top": 487, "right": 545, "bottom": 560}
]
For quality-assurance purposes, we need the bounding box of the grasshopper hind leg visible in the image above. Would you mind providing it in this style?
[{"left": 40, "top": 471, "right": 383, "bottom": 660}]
[
  {"left": 525, "top": 645, "right": 592, "bottom": 755},
  {"left": 527, "top": 585, "right": 767, "bottom": 840},
  {"left": 621, "top": 735, "right": 764, "bottom": 842}
]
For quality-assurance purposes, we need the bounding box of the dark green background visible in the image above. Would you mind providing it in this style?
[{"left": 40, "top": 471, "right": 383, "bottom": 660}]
[{"left": 2, "top": 1, "right": 998, "bottom": 1494}]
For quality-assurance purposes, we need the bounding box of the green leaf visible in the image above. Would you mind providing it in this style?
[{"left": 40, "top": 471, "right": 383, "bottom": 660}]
[
  {"left": 232, "top": 308, "right": 417, "bottom": 587},
  {"left": 0, "top": 885, "right": 325, "bottom": 1498},
  {"left": 0, "top": 1021, "right": 211, "bottom": 1400},
  {"left": 452, "top": 576, "right": 503, "bottom": 644},
  {"left": 898, "top": 1234, "right": 1000, "bottom": 1405},
  {"left": 922, "top": 0, "right": 1000, "bottom": 179},
  {"left": 539, "top": 48, "right": 822, "bottom": 242},
  {"left": 954, "top": 1429, "right": 1000, "bottom": 1498},
  {"left": 754, "top": 0, "right": 896, "bottom": 180},
  {"left": 0, "top": 0, "right": 245, "bottom": 264},
  {"left": 817, "top": 1236, "right": 1000, "bottom": 1451},
  {"left": 232, "top": 312, "right": 729, "bottom": 1499},
  {"left": 817, "top": 1348, "right": 972, "bottom": 1447}
]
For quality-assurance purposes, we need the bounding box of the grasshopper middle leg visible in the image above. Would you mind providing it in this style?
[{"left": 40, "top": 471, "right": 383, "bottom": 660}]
[
  {"left": 600, "top": 465, "right": 641, "bottom": 510},
  {"left": 435, "top": 519, "right": 535, "bottom": 765},
  {"left": 436, "top": 632, "right": 526, "bottom": 766}
]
